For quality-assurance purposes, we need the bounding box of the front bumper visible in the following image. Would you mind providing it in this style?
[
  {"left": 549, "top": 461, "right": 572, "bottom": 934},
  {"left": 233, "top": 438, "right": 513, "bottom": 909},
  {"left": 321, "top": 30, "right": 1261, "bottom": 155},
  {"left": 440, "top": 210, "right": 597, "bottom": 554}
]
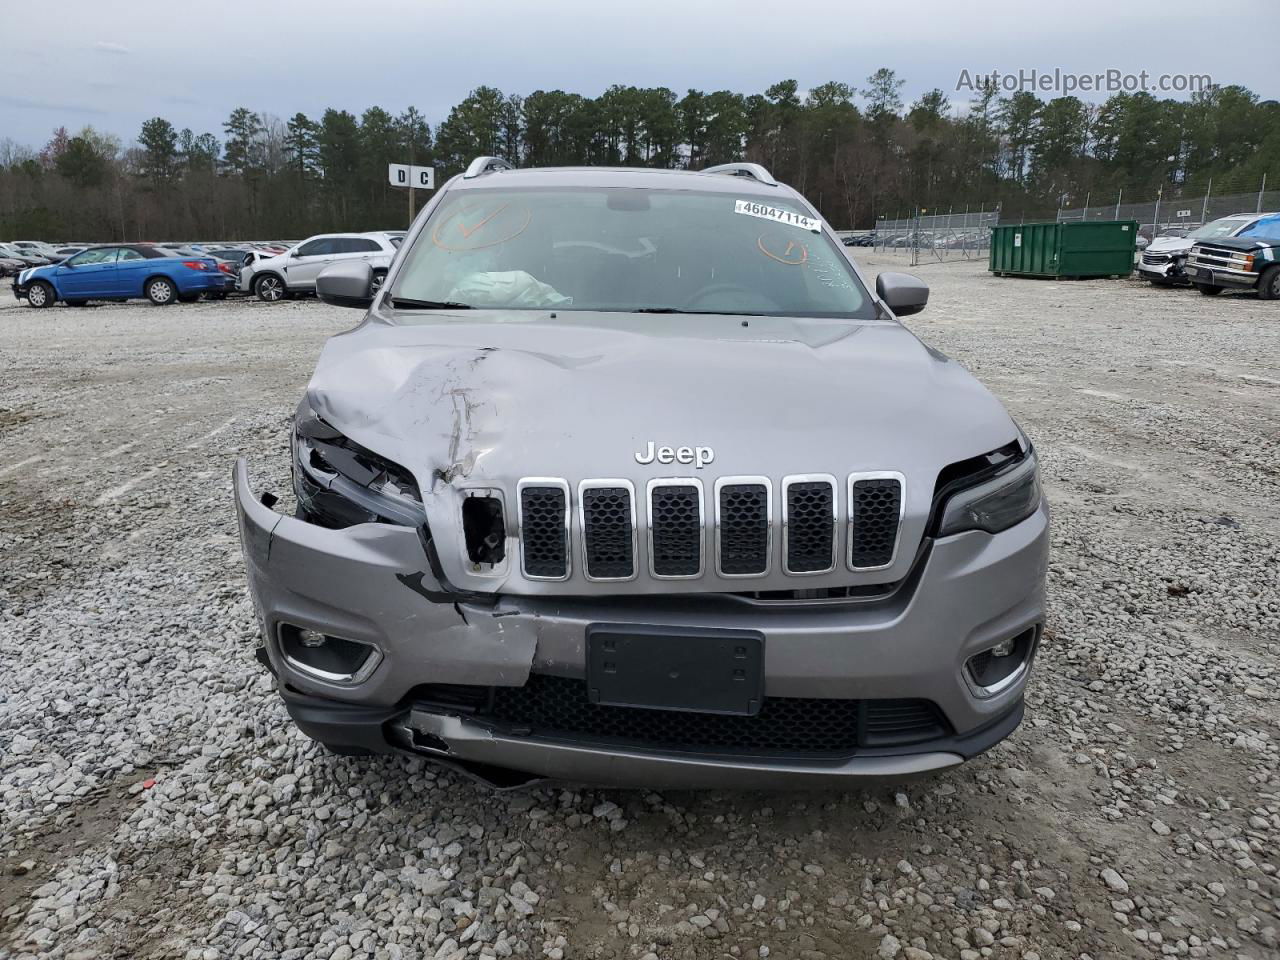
[
  {"left": 234, "top": 459, "right": 1049, "bottom": 786},
  {"left": 12, "top": 279, "right": 29, "bottom": 300},
  {"left": 1185, "top": 264, "right": 1259, "bottom": 290}
]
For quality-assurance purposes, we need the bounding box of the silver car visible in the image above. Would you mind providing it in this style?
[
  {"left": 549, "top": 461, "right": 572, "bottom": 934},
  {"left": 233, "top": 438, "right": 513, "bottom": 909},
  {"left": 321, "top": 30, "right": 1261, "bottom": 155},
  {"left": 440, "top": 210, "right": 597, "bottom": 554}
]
[
  {"left": 238, "top": 231, "right": 402, "bottom": 302},
  {"left": 233, "top": 158, "right": 1049, "bottom": 788}
]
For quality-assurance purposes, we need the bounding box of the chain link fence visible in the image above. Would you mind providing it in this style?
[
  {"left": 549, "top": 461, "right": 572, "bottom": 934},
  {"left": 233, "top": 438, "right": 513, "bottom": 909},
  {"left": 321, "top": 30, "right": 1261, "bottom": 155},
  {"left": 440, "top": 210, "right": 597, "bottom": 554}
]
[
  {"left": 1056, "top": 185, "right": 1277, "bottom": 241},
  {"left": 871, "top": 208, "right": 1000, "bottom": 265}
]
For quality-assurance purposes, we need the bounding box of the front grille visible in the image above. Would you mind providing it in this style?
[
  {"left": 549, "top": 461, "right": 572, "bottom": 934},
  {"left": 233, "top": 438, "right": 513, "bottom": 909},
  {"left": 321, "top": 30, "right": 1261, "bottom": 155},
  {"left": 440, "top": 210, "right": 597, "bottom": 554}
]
[
  {"left": 518, "top": 483, "right": 568, "bottom": 579},
  {"left": 1189, "top": 244, "right": 1250, "bottom": 270},
  {"left": 717, "top": 481, "right": 770, "bottom": 575},
  {"left": 581, "top": 484, "right": 635, "bottom": 579},
  {"left": 784, "top": 478, "right": 836, "bottom": 574},
  {"left": 1141, "top": 252, "right": 1170, "bottom": 265},
  {"left": 849, "top": 476, "right": 902, "bottom": 569},
  {"left": 649, "top": 483, "right": 702, "bottom": 577},
  {"left": 503, "top": 472, "right": 911, "bottom": 584},
  {"left": 452, "top": 674, "right": 950, "bottom": 756}
]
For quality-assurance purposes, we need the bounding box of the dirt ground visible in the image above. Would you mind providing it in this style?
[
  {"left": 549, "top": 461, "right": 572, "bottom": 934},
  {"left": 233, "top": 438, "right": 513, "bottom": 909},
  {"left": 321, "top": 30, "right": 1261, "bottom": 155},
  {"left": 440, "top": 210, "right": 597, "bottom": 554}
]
[{"left": 0, "top": 254, "right": 1277, "bottom": 960}]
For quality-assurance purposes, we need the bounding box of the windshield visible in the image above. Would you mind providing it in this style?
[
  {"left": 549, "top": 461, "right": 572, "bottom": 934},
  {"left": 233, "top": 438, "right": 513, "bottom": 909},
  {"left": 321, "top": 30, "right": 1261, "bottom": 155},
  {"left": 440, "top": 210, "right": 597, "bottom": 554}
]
[
  {"left": 1189, "top": 217, "right": 1253, "bottom": 239},
  {"left": 391, "top": 186, "right": 873, "bottom": 318}
]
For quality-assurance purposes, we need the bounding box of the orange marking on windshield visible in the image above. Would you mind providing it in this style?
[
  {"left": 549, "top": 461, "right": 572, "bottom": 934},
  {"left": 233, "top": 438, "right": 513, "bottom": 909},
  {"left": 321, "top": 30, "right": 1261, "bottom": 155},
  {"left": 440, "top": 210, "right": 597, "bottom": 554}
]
[
  {"left": 757, "top": 235, "right": 808, "bottom": 265},
  {"left": 458, "top": 203, "right": 509, "bottom": 239}
]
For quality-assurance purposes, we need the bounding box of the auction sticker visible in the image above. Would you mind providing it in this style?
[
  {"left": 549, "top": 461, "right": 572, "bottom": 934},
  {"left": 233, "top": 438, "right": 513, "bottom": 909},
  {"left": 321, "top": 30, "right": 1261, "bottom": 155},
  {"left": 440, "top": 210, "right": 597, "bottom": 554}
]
[{"left": 734, "top": 199, "right": 822, "bottom": 232}]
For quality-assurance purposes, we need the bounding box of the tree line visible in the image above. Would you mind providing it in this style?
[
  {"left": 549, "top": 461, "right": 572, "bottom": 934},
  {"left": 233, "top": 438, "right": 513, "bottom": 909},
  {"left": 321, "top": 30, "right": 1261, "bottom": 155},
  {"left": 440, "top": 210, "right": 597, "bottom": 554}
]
[{"left": 0, "top": 71, "right": 1276, "bottom": 240}]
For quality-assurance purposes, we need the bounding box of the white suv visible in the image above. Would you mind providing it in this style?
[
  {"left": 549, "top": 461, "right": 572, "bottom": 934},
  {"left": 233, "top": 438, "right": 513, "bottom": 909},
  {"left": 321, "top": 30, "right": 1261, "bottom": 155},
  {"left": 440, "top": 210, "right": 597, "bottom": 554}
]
[{"left": 240, "top": 232, "right": 403, "bottom": 302}]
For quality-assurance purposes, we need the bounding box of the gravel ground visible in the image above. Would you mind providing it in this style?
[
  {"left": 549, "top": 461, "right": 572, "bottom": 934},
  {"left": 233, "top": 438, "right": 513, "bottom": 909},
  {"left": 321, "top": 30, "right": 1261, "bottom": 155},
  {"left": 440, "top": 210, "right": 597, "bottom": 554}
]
[{"left": 1, "top": 257, "right": 1277, "bottom": 960}]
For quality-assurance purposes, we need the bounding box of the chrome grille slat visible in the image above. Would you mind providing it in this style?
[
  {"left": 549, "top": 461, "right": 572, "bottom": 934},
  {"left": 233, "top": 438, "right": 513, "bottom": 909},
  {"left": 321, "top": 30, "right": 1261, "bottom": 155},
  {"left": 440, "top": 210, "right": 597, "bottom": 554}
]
[
  {"left": 578, "top": 480, "right": 637, "bottom": 581},
  {"left": 647, "top": 478, "right": 704, "bottom": 579},
  {"left": 781, "top": 474, "right": 838, "bottom": 575},
  {"left": 715, "top": 476, "right": 772, "bottom": 577},
  {"left": 847, "top": 472, "right": 905, "bottom": 571},
  {"left": 516, "top": 478, "right": 570, "bottom": 581}
]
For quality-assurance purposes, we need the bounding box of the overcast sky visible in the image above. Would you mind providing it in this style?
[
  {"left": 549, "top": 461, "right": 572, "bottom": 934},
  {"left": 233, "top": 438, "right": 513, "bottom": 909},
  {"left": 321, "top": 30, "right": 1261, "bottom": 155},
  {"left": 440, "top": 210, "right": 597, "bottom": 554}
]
[{"left": 2, "top": 0, "right": 1273, "bottom": 151}]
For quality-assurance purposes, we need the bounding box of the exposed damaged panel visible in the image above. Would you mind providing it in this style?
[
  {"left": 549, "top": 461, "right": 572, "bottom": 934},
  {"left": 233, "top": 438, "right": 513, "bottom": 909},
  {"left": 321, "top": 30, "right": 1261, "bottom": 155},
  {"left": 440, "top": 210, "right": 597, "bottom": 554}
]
[{"left": 461, "top": 493, "right": 506, "bottom": 567}]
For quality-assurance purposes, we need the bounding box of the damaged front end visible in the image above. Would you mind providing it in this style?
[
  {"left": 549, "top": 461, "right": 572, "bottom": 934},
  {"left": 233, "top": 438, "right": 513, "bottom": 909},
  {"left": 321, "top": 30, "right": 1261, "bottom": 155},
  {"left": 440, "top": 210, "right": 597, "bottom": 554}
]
[
  {"left": 233, "top": 441, "right": 540, "bottom": 729},
  {"left": 291, "top": 399, "right": 427, "bottom": 529}
]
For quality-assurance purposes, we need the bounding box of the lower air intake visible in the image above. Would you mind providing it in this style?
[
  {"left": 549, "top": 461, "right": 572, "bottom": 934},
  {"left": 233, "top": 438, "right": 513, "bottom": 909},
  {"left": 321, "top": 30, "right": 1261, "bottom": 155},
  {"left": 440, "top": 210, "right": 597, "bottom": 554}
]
[{"left": 454, "top": 674, "right": 951, "bottom": 757}]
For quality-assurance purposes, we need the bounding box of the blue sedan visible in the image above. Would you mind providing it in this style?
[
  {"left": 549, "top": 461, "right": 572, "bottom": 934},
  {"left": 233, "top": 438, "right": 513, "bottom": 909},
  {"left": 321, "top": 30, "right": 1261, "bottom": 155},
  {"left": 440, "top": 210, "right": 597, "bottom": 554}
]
[{"left": 12, "top": 244, "right": 232, "bottom": 307}]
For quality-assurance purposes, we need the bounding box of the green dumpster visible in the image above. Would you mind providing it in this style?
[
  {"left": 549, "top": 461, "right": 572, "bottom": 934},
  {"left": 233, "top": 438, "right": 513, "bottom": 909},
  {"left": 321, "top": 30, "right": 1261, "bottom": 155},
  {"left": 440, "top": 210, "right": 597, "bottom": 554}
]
[{"left": 989, "top": 220, "right": 1137, "bottom": 279}]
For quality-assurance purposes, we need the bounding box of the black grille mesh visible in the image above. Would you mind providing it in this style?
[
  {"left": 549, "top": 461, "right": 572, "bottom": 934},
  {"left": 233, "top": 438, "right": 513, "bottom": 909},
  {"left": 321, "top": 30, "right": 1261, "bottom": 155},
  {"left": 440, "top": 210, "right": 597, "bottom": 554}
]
[
  {"left": 582, "top": 486, "right": 634, "bottom": 578},
  {"left": 785, "top": 481, "right": 835, "bottom": 573},
  {"left": 650, "top": 485, "right": 701, "bottom": 576},
  {"left": 719, "top": 483, "right": 769, "bottom": 575},
  {"left": 519, "top": 486, "right": 567, "bottom": 578},
  {"left": 850, "top": 478, "right": 902, "bottom": 568},
  {"left": 475, "top": 674, "right": 949, "bottom": 755}
]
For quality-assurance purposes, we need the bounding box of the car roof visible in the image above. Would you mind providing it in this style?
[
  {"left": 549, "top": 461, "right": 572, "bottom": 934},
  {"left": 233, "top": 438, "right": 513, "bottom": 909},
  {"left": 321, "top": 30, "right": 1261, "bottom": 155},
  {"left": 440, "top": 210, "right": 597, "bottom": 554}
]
[{"left": 447, "top": 166, "right": 786, "bottom": 198}]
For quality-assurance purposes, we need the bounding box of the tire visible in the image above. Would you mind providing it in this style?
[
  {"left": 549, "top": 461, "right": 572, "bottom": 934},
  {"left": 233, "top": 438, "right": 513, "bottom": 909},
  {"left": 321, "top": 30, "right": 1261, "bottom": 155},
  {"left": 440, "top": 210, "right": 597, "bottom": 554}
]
[
  {"left": 1258, "top": 265, "right": 1280, "bottom": 301},
  {"left": 146, "top": 277, "right": 176, "bottom": 305},
  {"left": 370, "top": 269, "right": 388, "bottom": 295},
  {"left": 1194, "top": 283, "right": 1223, "bottom": 296},
  {"left": 26, "top": 281, "right": 55, "bottom": 308},
  {"left": 177, "top": 293, "right": 200, "bottom": 303},
  {"left": 255, "top": 274, "right": 286, "bottom": 303}
]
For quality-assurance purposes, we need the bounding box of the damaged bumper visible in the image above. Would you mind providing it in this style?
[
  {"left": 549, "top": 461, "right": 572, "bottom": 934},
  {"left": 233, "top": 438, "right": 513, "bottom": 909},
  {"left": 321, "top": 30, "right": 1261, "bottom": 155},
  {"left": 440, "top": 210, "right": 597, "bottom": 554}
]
[{"left": 234, "top": 458, "right": 1049, "bottom": 788}]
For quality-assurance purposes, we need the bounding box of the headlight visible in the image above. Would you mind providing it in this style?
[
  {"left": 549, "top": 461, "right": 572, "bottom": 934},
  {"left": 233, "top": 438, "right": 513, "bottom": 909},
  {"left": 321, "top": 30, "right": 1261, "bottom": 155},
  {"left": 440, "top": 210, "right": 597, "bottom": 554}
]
[
  {"left": 938, "top": 450, "right": 1041, "bottom": 536},
  {"left": 292, "top": 401, "right": 424, "bottom": 527}
]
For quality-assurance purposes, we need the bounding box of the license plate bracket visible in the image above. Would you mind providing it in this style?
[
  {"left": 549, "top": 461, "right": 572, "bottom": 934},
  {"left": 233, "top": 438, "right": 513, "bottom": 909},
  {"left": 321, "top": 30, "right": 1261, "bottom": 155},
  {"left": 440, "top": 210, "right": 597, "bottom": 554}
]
[{"left": 586, "top": 625, "right": 764, "bottom": 716}]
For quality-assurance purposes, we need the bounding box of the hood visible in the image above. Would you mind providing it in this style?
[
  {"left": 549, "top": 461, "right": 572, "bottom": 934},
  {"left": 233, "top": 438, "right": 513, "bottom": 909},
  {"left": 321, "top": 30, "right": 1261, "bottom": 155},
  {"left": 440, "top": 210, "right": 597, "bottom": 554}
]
[
  {"left": 306, "top": 311, "right": 1018, "bottom": 592},
  {"left": 1147, "top": 236, "right": 1192, "bottom": 254},
  {"left": 1195, "top": 236, "right": 1277, "bottom": 252}
]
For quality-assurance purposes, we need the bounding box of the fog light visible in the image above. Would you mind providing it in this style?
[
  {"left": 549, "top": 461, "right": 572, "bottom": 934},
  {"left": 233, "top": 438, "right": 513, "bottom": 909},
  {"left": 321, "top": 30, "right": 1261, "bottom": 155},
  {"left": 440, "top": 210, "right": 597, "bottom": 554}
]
[
  {"left": 299, "top": 629, "right": 327, "bottom": 648},
  {"left": 278, "top": 624, "right": 382, "bottom": 684},
  {"left": 990, "top": 637, "right": 1016, "bottom": 658},
  {"left": 965, "top": 627, "right": 1038, "bottom": 698}
]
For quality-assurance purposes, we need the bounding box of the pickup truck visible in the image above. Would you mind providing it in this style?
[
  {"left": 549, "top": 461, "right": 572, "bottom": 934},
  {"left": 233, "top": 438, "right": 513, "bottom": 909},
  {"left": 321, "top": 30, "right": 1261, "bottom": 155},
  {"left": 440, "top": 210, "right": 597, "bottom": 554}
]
[{"left": 1184, "top": 213, "right": 1280, "bottom": 298}]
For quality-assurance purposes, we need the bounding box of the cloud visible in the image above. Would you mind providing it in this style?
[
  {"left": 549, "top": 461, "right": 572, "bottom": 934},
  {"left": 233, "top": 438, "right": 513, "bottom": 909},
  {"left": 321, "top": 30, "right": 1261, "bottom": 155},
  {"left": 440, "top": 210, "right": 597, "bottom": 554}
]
[
  {"left": 0, "top": 95, "right": 106, "bottom": 115},
  {"left": 94, "top": 41, "right": 131, "bottom": 55}
]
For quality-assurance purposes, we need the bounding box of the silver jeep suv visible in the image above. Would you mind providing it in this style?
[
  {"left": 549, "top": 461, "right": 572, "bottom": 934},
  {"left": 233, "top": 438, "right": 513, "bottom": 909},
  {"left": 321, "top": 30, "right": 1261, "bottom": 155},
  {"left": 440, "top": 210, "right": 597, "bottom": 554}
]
[{"left": 233, "top": 157, "right": 1049, "bottom": 788}]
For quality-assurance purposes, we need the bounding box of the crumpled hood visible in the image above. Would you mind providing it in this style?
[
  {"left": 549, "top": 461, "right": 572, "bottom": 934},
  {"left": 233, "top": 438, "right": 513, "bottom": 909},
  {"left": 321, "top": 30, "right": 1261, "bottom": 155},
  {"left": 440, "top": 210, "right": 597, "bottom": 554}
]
[
  {"left": 1147, "top": 236, "right": 1192, "bottom": 255},
  {"left": 306, "top": 311, "right": 1018, "bottom": 591}
]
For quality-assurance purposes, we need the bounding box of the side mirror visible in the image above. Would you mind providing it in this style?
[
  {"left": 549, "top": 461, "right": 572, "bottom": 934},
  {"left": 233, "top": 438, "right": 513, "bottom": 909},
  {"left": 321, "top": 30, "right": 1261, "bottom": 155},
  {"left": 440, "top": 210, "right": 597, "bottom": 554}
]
[
  {"left": 876, "top": 272, "right": 929, "bottom": 317},
  {"left": 289, "top": 249, "right": 301, "bottom": 258},
  {"left": 316, "top": 260, "right": 375, "bottom": 309}
]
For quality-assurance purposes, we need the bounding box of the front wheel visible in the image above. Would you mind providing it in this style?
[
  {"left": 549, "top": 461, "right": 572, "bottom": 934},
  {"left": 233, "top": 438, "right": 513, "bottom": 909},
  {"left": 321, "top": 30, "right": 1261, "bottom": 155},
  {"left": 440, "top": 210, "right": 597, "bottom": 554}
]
[
  {"left": 26, "top": 281, "right": 55, "bottom": 308},
  {"left": 1194, "top": 283, "right": 1223, "bottom": 296},
  {"left": 1258, "top": 265, "right": 1280, "bottom": 301},
  {"left": 370, "top": 269, "right": 388, "bottom": 295},
  {"left": 147, "top": 277, "right": 176, "bottom": 305},
  {"left": 255, "top": 274, "right": 285, "bottom": 302}
]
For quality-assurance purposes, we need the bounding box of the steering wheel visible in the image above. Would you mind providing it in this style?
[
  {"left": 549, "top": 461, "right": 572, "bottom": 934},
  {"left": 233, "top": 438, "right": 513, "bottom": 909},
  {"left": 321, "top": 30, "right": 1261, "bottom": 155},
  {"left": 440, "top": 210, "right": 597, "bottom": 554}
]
[{"left": 684, "top": 282, "right": 771, "bottom": 312}]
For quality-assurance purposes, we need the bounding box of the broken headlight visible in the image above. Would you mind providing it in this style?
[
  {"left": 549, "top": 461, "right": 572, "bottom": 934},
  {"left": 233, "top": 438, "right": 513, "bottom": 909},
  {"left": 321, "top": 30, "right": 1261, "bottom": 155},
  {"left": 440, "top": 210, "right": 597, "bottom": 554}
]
[
  {"left": 937, "top": 449, "right": 1041, "bottom": 536},
  {"left": 292, "top": 401, "right": 424, "bottom": 528}
]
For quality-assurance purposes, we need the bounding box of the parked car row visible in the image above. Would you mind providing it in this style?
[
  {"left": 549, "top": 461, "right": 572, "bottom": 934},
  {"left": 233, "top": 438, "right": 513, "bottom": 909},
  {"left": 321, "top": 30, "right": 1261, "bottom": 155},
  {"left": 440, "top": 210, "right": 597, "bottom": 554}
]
[
  {"left": 1137, "top": 212, "right": 1280, "bottom": 298},
  {"left": 9, "top": 231, "right": 406, "bottom": 308}
]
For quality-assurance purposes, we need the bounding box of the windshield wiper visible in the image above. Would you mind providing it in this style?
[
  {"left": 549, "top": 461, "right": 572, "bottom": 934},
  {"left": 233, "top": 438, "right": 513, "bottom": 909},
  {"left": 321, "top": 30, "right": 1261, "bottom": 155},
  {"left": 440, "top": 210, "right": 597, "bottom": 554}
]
[
  {"left": 389, "top": 297, "right": 473, "bottom": 310},
  {"left": 631, "top": 307, "right": 768, "bottom": 316}
]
